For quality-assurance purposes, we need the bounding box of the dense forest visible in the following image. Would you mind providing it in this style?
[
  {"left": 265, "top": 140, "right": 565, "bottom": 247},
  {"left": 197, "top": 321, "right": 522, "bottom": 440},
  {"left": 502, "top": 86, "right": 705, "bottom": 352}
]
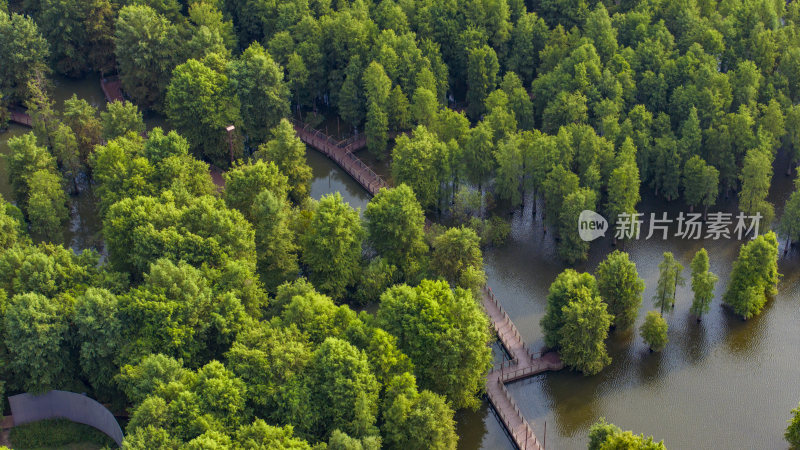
[{"left": 2, "top": 0, "right": 800, "bottom": 448}]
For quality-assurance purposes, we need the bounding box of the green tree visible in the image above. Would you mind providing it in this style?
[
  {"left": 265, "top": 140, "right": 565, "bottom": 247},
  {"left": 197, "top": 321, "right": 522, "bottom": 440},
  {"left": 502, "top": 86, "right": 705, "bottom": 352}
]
[
  {"left": 738, "top": 146, "right": 774, "bottom": 225},
  {"left": 229, "top": 42, "right": 290, "bottom": 145},
  {"left": 301, "top": 193, "right": 364, "bottom": 299},
  {"left": 114, "top": 5, "right": 180, "bottom": 109},
  {"left": 431, "top": 227, "right": 486, "bottom": 295},
  {"left": 26, "top": 169, "right": 68, "bottom": 242},
  {"left": 166, "top": 57, "right": 242, "bottom": 167},
  {"left": 293, "top": 337, "right": 380, "bottom": 441},
  {"left": 223, "top": 160, "right": 289, "bottom": 221},
  {"left": 541, "top": 269, "right": 598, "bottom": 349},
  {"left": 62, "top": 95, "right": 102, "bottom": 166},
  {"left": 723, "top": 231, "right": 780, "bottom": 319},
  {"left": 466, "top": 45, "right": 499, "bottom": 120},
  {"left": 387, "top": 85, "right": 411, "bottom": 130},
  {"left": 377, "top": 280, "right": 492, "bottom": 409},
  {"left": 780, "top": 187, "right": 800, "bottom": 253},
  {"left": 0, "top": 11, "right": 49, "bottom": 104},
  {"left": 682, "top": 155, "right": 719, "bottom": 215},
  {"left": 6, "top": 132, "right": 57, "bottom": 208},
  {"left": 596, "top": 250, "right": 644, "bottom": 330},
  {"left": 251, "top": 190, "right": 299, "bottom": 291},
  {"left": 558, "top": 187, "right": 597, "bottom": 264},
  {"left": 392, "top": 126, "right": 450, "bottom": 211},
  {"left": 494, "top": 132, "right": 525, "bottom": 206},
  {"left": 606, "top": 139, "right": 641, "bottom": 231},
  {"left": 364, "top": 185, "right": 428, "bottom": 278},
  {"left": 101, "top": 100, "right": 145, "bottom": 140},
  {"left": 253, "top": 119, "right": 312, "bottom": 204},
  {"left": 787, "top": 402, "right": 800, "bottom": 449},
  {"left": 365, "top": 101, "right": 389, "bottom": 158},
  {"left": 3, "top": 292, "right": 74, "bottom": 393},
  {"left": 689, "top": 248, "right": 717, "bottom": 321},
  {"left": 461, "top": 122, "right": 495, "bottom": 193},
  {"left": 557, "top": 287, "right": 612, "bottom": 375},
  {"left": 542, "top": 91, "right": 588, "bottom": 134},
  {"left": 588, "top": 418, "right": 666, "bottom": 450},
  {"left": 74, "top": 288, "right": 122, "bottom": 398},
  {"left": 654, "top": 252, "right": 684, "bottom": 315},
  {"left": 381, "top": 373, "right": 457, "bottom": 450},
  {"left": 37, "top": 0, "right": 115, "bottom": 76},
  {"left": 640, "top": 311, "right": 668, "bottom": 352}
]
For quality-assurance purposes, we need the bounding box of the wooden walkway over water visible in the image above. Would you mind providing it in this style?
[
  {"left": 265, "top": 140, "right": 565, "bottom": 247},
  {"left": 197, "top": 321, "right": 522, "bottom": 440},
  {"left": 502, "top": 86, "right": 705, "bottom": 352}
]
[
  {"left": 483, "top": 287, "right": 564, "bottom": 450},
  {"left": 6, "top": 81, "right": 563, "bottom": 449},
  {"left": 290, "top": 119, "right": 388, "bottom": 196}
]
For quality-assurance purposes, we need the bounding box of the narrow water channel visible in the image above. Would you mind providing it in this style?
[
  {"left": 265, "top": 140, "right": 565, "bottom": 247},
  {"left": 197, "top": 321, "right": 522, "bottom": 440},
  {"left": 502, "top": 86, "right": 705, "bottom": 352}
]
[{"left": 3, "top": 78, "right": 799, "bottom": 450}]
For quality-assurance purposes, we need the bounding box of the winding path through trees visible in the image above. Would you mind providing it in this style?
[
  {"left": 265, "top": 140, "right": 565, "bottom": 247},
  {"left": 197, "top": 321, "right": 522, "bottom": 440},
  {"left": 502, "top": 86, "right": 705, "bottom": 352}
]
[{"left": 7, "top": 78, "right": 565, "bottom": 449}]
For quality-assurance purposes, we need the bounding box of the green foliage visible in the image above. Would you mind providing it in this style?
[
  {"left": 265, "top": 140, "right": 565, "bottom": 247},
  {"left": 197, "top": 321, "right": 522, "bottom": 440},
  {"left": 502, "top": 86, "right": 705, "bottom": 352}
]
[
  {"left": 781, "top": 186, "right": 800, "bottom": 249},
  {"left": 392, "top": 126, "right": 450, "bottom": 211},
  {"left": 224, "top": 160, "right": 289, "bottom": 220},
  {"left": 292, "top": 337, "right": 380, "bottom": 441},
  {"left": 37, "top": 0, "right": 115, "bottom": 76},
  {"left": 382, "top": 373, "right": 457, "bottom": 450},
  {"left": 166, "top": 56, "right": 242, "bottom": 166},
  {"left": 9, "top": 419, "right": 115, "bottom": 449},
  {"left": 103, "top": 191, "right": 256, "bottom": 277},
  {"left": 596, "top": 250, "right": 644, "bottom": 330},
  {"left": 682, "top": 156, "right": 719, "bottom": 213},
  {"left": 301, "top": 193, "right": 364, "bottom": 299},
  {"left": 26, "top": 169, "right": 68, "bottom": 242},
  {"left": 557, "top": 287, "right": 612, "bottom": 375},
  {"left": 640, "top": 311, "right": 668, "bottom": 352},
  {"left": 431, "top": 227, "right": 486, "bottom": 295},
  {"left": 738, "top": 145, "right": 775, "bottom": 225},
  {"left": 0, "top": 11, "right": 49, "bottom": 104},
  {"left": 689, "top": 249, "right": 717, "bottom": 320},
  {"left": 254, "top": 119, "right": 312, "bottom": 204},
  {"left": 654, "top": 252, "right": 684, "bottom": 315},
  {"left": 101, "top": 100, "right": 145, "bottom": 140},
  {"left": 74, "top": 288, "right": 122, "bottom": 398},
  {"left": 557, "top": 187, "right": 597, "bottom": 264},
  {"left": 252, "top": 190, "right": 299, "bottom": 291},
  {"left": 229, "top": 42, "right": 290, "bottom": 145},
  {"left": 541, "top": 269, "right": 599, "bottom": 349},
  {"left": 364, "top": 184, "right": 428, "bottom": 278},
  {"left": 6, "top": 132, "right": 57, "bottom": 210},
  {"left": 787, "top": 402, "right": 800, "bottom": 449},
  {"left": 114, "top": 5, "right": 180, "bottom": 110},
  {"left": 377, "top": 280, "right": 492, "bottom": 410},
  {"left": 588, "top": 418, "right": 667, "bottom": 450},
  {"left": 723, "top": 231, "right": 780, "bottom": 319},
  {"left": 466, "top": 45, "right": 499, "bottom": 119},
  {"left": 3, "top": 292, "right": 75, "bottom": 393}
]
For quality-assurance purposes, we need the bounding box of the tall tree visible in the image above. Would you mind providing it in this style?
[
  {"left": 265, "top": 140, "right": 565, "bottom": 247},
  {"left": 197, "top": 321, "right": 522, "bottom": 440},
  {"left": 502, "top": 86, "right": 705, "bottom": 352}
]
[
  {"left": 654, "top": 252, "right": 684, "bottom": 315},
  {"left": 596, "top": 250, "right": 645, "bottom": 330},
  {"left": 557, "top": 187, "right": 597, "bottom": 264},
  {"left": 101, "top": 100, "right": 145, "bottom": 140},
  {"left": 6, "top": 132, "right": 57, "bottom": 210},
  {"left": 62, "top": 95, "right": 102, "bottom": 166},
  {"left": 605, "top": 138, "right": 641, "bottom": 234},
  {"left": 541, "top": 269, "right": 598, "bottom": 348},
  {"left": 301, "top": 193, "right": 364, "bottom": 300},
  {"left": 466, "top": 45, "right": 499, "bottom": 120},
  {"left": 229, "top": 42, "right": 290, "bottom": 145},
  {"left": 26, "top": 169, "right": 68, "bottom": 242},
  {"left": 381, "top": 373, "right": 457, "bottom": 450},
  {"left": 251, "top": 190, "right": 298, "bottom": 292},
  {"left": 682, "top": 155, "right": 719, "bottom": 215},
  {"left": 780, "top": 187, "right": 800, "bottom": 253},
  {"left": 0, "top": 11, "right": 49, "bottom": 104},
  {"left": 738, "top": 146, "right": 774, "bottom": 226},
  {"left": 377, "top": 280, "right": 492, "bottom": 409},
  {"left": 689, "top": 248, "right": 717, "bottom": 322},
  {"left": 431, "top": 227, "right": 486, "bottom": 295},
  {"left": 166, "top": 56, "right": 242, "bottom": 166},
  {"left": 723, "top": 232, "right": 780, "bottom": 319},
  {"left": 364, "top": 185, "right": 428, "bottom": 278},
  {"left": 223, "top": 160, "right": 289, "bottom": 221},
  {"left": 114, "top": 5, "right": 180, "bottom": 110},
  {"left": 392, "top": 126, "right": 450, "bottom": 211},
  {"left": 640, "top": 311, "right": 668, "bottom": 352},
  {"left": 557, "top": 287, "right": 613, "bottom": 375},
  {"left": 253, "top": 119, "right": 312, "bottom": 204}
]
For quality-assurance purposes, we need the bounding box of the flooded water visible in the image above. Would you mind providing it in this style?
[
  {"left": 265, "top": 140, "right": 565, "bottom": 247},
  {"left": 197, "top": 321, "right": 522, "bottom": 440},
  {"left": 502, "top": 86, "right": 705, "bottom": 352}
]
[{"left": 4, "top": 77, "right": 800, "bottom": 449}]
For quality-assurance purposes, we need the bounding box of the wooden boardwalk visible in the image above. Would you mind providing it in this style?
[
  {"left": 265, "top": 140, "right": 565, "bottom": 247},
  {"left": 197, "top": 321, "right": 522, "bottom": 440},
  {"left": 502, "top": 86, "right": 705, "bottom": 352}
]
[
  {"left": 483, "top": 287, "right": 564, "bottom": 450},
  {"left": 8, "top": 108, "right": 32, "bottom": 127},
  {"left": 101, "top": 77, "right": 124, "bottom": 103},
  {"left": 291, "top": 119, "right": 388, "bottom": 196}
]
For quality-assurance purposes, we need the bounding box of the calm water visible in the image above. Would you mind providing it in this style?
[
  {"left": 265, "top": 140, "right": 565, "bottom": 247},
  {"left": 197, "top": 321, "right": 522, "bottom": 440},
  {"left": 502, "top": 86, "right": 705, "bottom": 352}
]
[{"left": 4, "top": 78, "right": 800, "bottom": 449}]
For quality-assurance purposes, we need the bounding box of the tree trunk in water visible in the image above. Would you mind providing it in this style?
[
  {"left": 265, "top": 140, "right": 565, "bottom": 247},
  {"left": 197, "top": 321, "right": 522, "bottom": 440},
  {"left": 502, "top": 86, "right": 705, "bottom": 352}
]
[{"left": 786, "top": 235, "right": 792, "bottom": 255}]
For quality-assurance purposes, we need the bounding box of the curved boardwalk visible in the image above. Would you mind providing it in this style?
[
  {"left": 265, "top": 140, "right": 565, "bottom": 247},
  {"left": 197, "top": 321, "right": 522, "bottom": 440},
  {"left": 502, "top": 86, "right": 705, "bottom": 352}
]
[
  {"left": 8, "top": 108, "right": 32, "bottom": 127},
  {"left": 101, "top": 77, "right": 124, "bottom": 103},
  {"left": 290, "top": 119, "right": 388, "bottom": 196},
  {"left": 484, "top": 287, "right": 563, "bottom": 450}
]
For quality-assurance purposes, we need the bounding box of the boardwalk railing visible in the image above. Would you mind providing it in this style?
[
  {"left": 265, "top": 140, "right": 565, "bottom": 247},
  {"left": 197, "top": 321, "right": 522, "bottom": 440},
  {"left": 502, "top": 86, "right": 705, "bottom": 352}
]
[{"left": 497, "top": 380, "right": 542, "bottom": 450}]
